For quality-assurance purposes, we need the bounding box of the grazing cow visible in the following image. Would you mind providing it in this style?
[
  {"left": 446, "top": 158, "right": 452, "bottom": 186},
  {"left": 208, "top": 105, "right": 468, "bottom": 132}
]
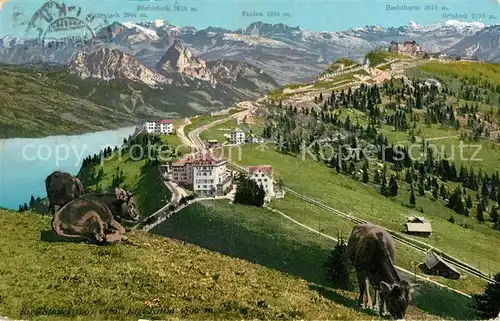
[
  {"left": 347, "top": 223, "right": 418, "bottom": 320},
  {"left": 45, "top": 171, "right": 85, "bottom": 214},
  {"left": 51, "top": 187, "right": 140, "bottom": 244}
]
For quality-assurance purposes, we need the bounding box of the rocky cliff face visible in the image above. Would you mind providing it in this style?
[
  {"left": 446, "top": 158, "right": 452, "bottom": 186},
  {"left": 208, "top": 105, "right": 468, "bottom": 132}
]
[
  {"left": 68, "top": 47, "right": 170, "bottom": 87},
  {"left": 156, "top": 40, "right": 216, "bottom": 86},
  {"left": 64, "top": 40, "right": 278, "bottom": 117}
]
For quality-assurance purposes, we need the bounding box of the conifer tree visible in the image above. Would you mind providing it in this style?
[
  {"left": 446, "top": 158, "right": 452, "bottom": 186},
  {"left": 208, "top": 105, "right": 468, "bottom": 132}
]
[
  {"left": 380, "top": 173, "right": 388, "bottom": 196},
  {"left": 324, "top": 237, "right": 356, "bottom": 291},
  {"left": 374, "top": 170, "right": 381, "bottom": 184},
  {"left": 389, "top": 174, "right": 398, "bottom": 196},
  {"left": 472, "top": 272, "right": 500, "bottom": 318},
  {"left": 491, "top": 205, "right": 499, "bottom": 230},
  {"left": 405, "top": 168, "right": 413, "bottom": 184},
  {"left": 29, "top": 195, "right": 35, "bottom": 208},
  {"left": 466, "top": 194, "right": 473, "bottom": 209},
  {"left": 362, "top": 161, "right": 369, "bottom": 183},
  {"left": 409, "top": 186, "right": 416, "bottom": 207},
  {"left": 477, "top": 198, "right": 485, "bottom": 222}
]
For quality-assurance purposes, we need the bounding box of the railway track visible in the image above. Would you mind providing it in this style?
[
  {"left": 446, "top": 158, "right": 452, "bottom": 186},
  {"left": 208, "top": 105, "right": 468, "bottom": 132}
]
[{"left": 226, "top": 162, "right": 499, "bottom": 285}]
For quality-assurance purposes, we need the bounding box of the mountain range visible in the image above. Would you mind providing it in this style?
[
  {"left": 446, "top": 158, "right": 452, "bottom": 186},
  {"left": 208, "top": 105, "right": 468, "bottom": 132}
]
[
  {"left": 1, "top": 18, "right": 499, "bottom": 138},
  {"left": 0, "top": 37, "right": 278, "bottom": 138},
  {"left": 0, "top": 19, "right": 490, "bottom": 85}
]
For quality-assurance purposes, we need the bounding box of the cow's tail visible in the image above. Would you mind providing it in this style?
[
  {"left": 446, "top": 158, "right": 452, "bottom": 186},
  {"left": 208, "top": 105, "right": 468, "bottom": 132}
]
[{"left": 51, "top": 210, "right": 84, "bottom": 239}]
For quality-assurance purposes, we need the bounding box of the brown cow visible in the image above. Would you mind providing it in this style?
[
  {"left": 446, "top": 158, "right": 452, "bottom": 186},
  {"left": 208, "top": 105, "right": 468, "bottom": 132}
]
[
  {"left": 347, "top": 223, "right": 418, "bottom": 319},
  {"left": 45, "top": 171, "right": 85, "bottom": 214},
  {"left": 51, "top": 187, "right": 140, "bottom": 244}
]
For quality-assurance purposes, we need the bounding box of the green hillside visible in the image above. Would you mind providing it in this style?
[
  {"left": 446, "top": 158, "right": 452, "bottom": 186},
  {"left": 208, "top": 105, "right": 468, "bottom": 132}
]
[
  {"left": 75, "top": 132, "right": 189, "bottom": 219},
  {"left": 214, "top": 57, "right": 500, "bottom": 299},
  {"left": 0, "top": 64, "right": 140, "bottom": 138},
  {"left": 365, "top": 51, "right": 412, "bottom": 67},
  {"left": 0, "top": 63, "right": 273, "bottom": 139},
  {"left": 324, "top": 58, "right": 359, "bottom": 73},
  {"left": 0, "top": 208, "right": 374, "bottom": 321},
  {"left": 152, "top": 200, "right": 474, "bottom": 320}
]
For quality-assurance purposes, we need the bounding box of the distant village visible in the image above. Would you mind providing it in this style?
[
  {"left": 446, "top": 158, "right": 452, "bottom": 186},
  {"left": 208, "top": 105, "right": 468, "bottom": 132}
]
[{"left": 388, "top": 40, "right": 479, "bottom": 62}]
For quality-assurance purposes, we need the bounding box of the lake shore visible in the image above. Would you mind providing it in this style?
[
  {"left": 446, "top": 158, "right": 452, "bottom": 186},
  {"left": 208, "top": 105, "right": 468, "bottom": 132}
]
[{"left": 0, "top": 125, "right": 137, "bottom": 210}]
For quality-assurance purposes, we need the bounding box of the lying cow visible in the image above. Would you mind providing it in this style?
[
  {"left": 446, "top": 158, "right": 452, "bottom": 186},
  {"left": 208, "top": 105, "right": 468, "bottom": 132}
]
[
  {"left": 51, "top": 187, "right": 140, "bottom": 244},
  {"left": 45, "top": 171, "right": 85, "bottom": 214}
]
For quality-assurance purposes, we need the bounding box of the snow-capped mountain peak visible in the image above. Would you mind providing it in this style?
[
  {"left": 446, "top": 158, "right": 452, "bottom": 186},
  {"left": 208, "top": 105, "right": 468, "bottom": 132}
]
[
  {"left": 154, "top": 19, "right": 167, "bottom": 28},
  {"left": 121, "top": 22, "right": 159, "bottom": 40},
  {"left": 410, "top": 21, "right": 421, "bottom": 29},
  {"left": 444, "top": 20, "right": 485, "bottom": 29}
]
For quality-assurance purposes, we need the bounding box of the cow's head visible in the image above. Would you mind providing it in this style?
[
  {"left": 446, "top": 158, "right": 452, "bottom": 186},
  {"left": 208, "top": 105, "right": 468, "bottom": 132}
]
[
  {"left": 380, "top": 280, "right": 419, "bottom": 320},
  {"left": 114, "top": 187, "right": 141, "bottom": 221}
]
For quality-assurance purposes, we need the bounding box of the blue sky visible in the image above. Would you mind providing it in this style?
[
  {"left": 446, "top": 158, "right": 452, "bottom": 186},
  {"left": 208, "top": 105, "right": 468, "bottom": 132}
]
[{"left": 0, "top": 0, "right": 499, "bottom": 37}]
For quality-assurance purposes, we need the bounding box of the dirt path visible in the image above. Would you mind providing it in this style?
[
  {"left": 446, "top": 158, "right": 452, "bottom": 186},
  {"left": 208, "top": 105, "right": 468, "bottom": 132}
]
[
  {"left": 395, "top": 135, "right": 460, "bottom": 145},
  {"left": 176, "top": 118, "right": 194, "bottom": 148}
]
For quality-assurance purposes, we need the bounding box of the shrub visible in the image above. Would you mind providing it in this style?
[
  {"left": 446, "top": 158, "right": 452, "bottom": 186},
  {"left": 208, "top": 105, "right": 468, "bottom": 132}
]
[
  {"left": 233, "top": 173, "right": 266, "bottom": 207},
  {"left": 324, "top": 237, "right": 357, "bottom": 291},
  {"left": 472, "top": 272, "right": 500, "bottom": 318}
]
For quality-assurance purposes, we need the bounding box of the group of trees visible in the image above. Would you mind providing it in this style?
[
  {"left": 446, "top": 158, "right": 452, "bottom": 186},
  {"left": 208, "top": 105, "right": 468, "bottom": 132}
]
[
  {"left": 18, "top": 195, "right": 42, "bottom": 212},
  {"left": 472, "top": 273, "right": 500, "bottom": 318},
  {"left": 233, "top": 173, "right": 266, "bottom": 207},
  {"left": 81, "top": 132, "right": 173, "bottom": 171},
  {"left": 111, "top": 166, "right": 126, "bottom": 188}
]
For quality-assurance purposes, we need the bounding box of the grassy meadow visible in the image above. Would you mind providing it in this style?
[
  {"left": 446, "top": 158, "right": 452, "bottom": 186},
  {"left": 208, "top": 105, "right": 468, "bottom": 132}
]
[
  {"left": 152, "top": 199, "right": 477, "bottom": 320},
  {"left": 184, "top": 109, "right": 242, "bottom": 135},
  {"left": 270, "top": 195, "right": 487, "bottom": 295},
  {"left": 366, "top": 51, "right": 413, "bottom": 67},
  {"left": 199, "top": 118, "right": 264, "bottom": 143},
  {"left": 0, "top": 208, "right": 377, "bottom": 321},
  {"left": 220, "top": 144, "right": 500, "bottom": 278},
  {"left": 417, "top": 61, "right": 500, "bottom": 87}
]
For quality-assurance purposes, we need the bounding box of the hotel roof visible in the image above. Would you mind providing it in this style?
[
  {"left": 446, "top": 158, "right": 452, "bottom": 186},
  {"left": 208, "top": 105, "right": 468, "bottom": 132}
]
[
  {"left": 172, "top": 152, "right": 226, "bottom": 166},
  {"left": 249, "top": 165, "right": 273, "bottom": 175},
  {"left": 146, "top": 119, "right": 173, "bottom": 124}
]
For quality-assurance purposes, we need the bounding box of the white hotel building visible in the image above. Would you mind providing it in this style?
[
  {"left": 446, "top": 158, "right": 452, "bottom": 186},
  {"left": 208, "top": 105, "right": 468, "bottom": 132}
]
[
  {"left": 230, "top": 128, "right": 246, "bottom": 144},
  {"left": 144, "top": 120, "right": 173, "bottom": 134},
  {"left": 248, "top": 165, "right": 275, "bottom": 201},
  {"left": 168, "top": 152, "right": 232, "bottom": 197}
]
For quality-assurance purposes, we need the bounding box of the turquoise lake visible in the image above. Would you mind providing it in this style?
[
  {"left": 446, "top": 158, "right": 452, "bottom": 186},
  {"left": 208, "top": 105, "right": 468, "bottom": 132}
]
[{"left": 0, "top": 126, "right": 137, "bottom": 210}]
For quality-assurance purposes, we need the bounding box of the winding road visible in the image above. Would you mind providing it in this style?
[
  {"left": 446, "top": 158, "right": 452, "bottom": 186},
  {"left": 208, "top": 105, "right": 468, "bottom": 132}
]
[{"left": 187, "top": 108, "right": 252, "bottom": 151}]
